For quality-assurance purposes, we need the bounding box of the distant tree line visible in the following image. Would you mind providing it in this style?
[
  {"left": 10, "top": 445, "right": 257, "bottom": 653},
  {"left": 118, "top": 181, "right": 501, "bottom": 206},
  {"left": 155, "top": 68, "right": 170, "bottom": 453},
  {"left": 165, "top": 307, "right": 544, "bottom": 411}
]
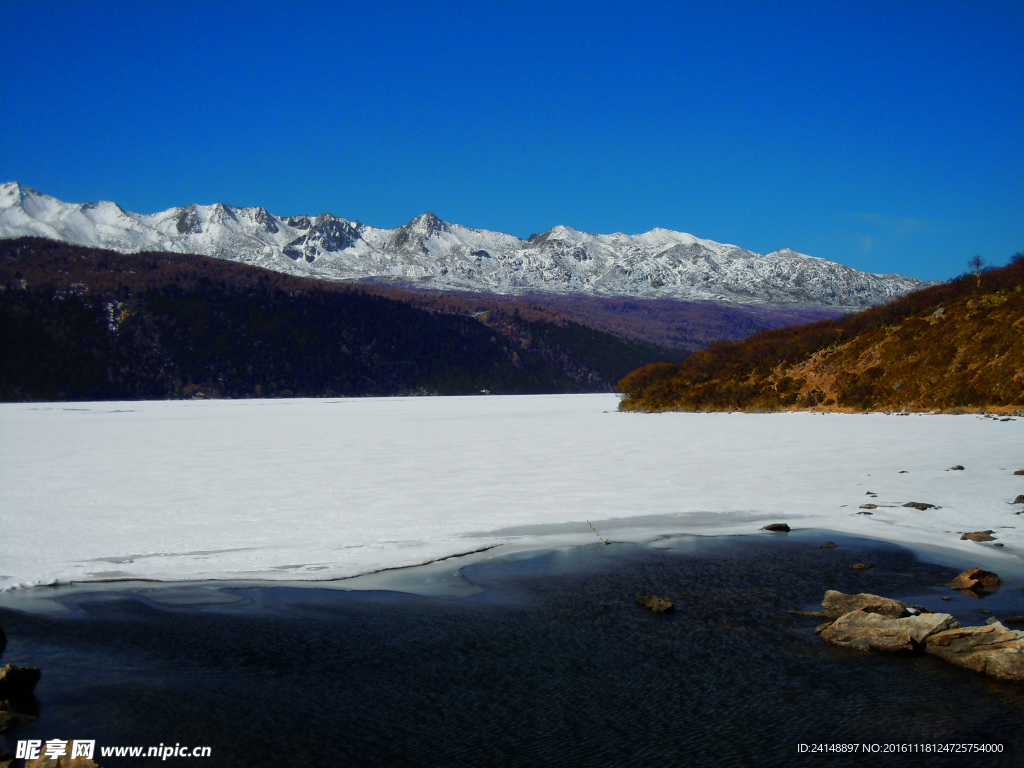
[{"left": 0, "top": 238, "right": 685, "bottom": 401}]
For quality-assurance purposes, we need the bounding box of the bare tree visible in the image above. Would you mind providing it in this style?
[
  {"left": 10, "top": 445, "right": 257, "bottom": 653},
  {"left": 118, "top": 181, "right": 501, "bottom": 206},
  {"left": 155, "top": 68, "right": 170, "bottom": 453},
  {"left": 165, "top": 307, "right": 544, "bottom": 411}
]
[{"left": 967, "top": 254, "right": 984, "bottom": 287}]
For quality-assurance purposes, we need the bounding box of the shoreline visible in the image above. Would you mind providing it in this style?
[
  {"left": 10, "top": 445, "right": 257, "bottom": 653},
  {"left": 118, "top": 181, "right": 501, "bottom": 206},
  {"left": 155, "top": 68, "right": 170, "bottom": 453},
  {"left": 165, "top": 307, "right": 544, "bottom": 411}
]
[
  {"left": 620, "top": 405, "right": 1024, "bottom": 415},
  {"left": 3, "top": 526, "right": 1021, "bottom": 616}
]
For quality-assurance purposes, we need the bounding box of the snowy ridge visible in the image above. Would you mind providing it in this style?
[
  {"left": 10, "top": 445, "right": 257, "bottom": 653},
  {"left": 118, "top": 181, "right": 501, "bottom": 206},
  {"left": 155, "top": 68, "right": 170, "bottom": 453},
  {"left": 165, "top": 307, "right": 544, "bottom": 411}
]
[{"left": 0, "top": 182, "right": 931, "bottom": 309}]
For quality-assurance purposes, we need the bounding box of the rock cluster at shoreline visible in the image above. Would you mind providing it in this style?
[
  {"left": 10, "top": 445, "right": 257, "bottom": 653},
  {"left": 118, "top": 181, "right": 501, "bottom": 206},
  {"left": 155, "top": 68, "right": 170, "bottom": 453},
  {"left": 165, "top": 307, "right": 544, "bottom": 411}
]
[
  {"left": 0, "top": 624, "right": 42, "bottom": 746},
  {"left": 802, "top": 573, "right": 1024, "bottom": 683},
  {"left": 0, "top": 627, "right": 101, "bottom": 767},
  {"left": 0, "top": 662, "right": 41, "bottom": 735}
]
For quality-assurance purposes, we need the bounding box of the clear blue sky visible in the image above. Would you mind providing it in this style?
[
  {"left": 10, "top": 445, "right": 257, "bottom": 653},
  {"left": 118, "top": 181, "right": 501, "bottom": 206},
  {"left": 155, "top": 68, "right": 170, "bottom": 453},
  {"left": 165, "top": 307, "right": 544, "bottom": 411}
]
[{"left": 2, "top": 1, "right": 1021, "bottom": 281}]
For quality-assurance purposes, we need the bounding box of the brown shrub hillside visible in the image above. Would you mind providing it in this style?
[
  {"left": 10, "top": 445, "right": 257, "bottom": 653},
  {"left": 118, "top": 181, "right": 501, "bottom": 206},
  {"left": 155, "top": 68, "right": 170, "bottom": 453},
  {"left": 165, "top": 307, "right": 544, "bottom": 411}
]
[{"left": 618, "top": 257, "right": 1024, "bottom": 412}]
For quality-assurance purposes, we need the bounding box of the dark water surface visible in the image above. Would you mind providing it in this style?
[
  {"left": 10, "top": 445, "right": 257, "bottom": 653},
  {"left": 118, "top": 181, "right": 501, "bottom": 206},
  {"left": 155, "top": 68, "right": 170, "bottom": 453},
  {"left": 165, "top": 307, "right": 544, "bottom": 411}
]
[{"left": 1, "top": 533, "right": 1023, "bottom": 767}]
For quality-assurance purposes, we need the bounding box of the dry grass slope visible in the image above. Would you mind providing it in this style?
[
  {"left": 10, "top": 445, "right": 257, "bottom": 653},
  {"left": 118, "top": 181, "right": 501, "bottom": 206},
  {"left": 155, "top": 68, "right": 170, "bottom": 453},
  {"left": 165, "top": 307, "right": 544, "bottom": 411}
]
[{"left": 618, "top": 257, "right": 1024, "bottom": 413}]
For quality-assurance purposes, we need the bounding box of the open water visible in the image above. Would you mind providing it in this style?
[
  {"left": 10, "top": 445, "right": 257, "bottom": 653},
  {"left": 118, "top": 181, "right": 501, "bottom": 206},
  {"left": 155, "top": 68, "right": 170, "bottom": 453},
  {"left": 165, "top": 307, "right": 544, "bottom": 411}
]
[{"left": 1, "top": 532, "right": 1022, "bottom": 767}]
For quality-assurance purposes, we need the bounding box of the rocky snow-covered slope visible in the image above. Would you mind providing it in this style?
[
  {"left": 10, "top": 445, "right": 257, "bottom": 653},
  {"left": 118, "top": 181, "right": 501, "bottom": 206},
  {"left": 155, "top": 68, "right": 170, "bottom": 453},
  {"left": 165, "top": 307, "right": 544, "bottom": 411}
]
[{"left": 0, "top": 182, "right": 930, "bottom": 309}]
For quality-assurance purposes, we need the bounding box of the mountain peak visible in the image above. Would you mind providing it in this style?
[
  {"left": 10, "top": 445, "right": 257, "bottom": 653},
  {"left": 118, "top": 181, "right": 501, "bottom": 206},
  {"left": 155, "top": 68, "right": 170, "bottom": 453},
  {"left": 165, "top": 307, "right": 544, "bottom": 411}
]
[
  {"left": 0, "top": 182, "right": 22, "bottom": 209},
  {"left": 0, "top": 183, "right": 933, "bottom": 310},
  {"left": 408, "top": 212, "right": 448, "bottom": 235},
  {"left": 767, "top": 247, "right": 820, "bottom": 261},
  {"left": 390, "top": 212, "right": 451, "bottom": 249},
  {"left": 528, "top": 225, "right": 579, "bottom": 246}
]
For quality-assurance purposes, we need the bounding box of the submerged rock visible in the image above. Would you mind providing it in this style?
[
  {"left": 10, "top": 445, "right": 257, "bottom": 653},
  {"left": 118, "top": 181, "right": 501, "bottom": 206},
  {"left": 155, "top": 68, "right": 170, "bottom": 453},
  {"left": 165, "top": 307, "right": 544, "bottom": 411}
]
[
  {"left": 859, "top": 503, "right": 878, "bottom": 509},
  {"left": 788, "top": 609, "right": 830, "bottom": 618},
  {"left": 926, "top": 622, "right": 1024, "bottom": 682},
  {"left": 945, "top": 568, "right": 1000, "bottom": 590},
  {"left": 635, "top": 595, "right": 674, "bottom": 613},
  {"left": 0, "top": 701, "right": 37, "bottom": 735},
  {"left": 820, "top": 609, "right": 958, "bottom": 653},
  {"left": 948, "top": 465, "right": 965, "bottom": 471},
  {"left": 903, "top": 502, "right": 937, "bottom": 510},
  {"left": 850, "top": 563, "right": 871, "bottom": 571},
  {"left": 761, "top": 523, "right": 790, "bottom": 532},
  {"left": 0, "top": 708, "right": 35, "bottom": 737},
  {"left": 960, "top": 531, "right": 996, "bottom": 542},
  {"left": 0, "top": 664, "right": 40, "bottom": 735},
  {"left": 819, "top": 542, "right": 837, "bottom": 549},
  {"left": 0, "top": 665, "right": 40, "bottom": 701}
]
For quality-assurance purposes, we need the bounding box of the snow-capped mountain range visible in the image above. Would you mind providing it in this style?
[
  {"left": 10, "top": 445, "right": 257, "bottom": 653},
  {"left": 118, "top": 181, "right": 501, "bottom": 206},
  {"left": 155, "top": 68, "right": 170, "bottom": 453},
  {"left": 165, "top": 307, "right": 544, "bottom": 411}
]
[{"left": 0, "top": 183, "right": 930, "bottom": 309}]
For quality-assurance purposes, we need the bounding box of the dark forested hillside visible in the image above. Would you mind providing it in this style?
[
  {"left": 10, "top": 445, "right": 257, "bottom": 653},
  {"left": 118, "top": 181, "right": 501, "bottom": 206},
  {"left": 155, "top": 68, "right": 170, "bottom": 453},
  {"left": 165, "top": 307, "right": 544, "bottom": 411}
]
[
  {"left": 0, "top": 238, "right": 686, "bottom": 401},
  {"left": 618, "top": 255, "right": 1024, "bottom": 413}
]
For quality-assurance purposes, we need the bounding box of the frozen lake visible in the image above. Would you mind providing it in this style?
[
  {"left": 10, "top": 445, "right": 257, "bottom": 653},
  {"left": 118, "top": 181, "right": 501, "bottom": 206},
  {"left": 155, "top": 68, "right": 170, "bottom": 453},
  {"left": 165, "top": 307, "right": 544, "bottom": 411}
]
[{"left": 1, "top": 394, "right": 1022, "bottom": 591}]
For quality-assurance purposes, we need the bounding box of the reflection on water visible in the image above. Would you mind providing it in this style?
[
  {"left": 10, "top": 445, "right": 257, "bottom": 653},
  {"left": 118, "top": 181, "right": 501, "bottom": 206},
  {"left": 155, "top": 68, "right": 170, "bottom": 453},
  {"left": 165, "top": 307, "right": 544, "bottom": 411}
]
[{"left": 1, "top": 533, "right": 1022, "bottom": 767}]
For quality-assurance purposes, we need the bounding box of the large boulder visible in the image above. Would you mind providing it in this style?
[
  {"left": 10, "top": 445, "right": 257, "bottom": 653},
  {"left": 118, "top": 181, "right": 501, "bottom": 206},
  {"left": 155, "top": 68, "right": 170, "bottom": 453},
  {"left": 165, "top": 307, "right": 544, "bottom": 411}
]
[
  {"left": 944, "top": 568, "right": 1000, "bottom": 591},
  {"left": 926, "top": 622, "right": 1024, "bottom": 682},
  {"left": 820, "top": 590, "right": 927, "bottom": 619},
  {"left": 820, "top": 609, "right": 958, "bottom": 653}
]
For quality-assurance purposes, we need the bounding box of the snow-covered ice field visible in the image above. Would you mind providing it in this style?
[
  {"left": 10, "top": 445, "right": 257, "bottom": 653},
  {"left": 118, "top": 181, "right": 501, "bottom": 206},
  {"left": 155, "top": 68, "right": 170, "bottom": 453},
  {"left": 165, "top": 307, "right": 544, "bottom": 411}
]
[{"left": 1, "top": 394, "right": 1022, "bottom": 592}]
